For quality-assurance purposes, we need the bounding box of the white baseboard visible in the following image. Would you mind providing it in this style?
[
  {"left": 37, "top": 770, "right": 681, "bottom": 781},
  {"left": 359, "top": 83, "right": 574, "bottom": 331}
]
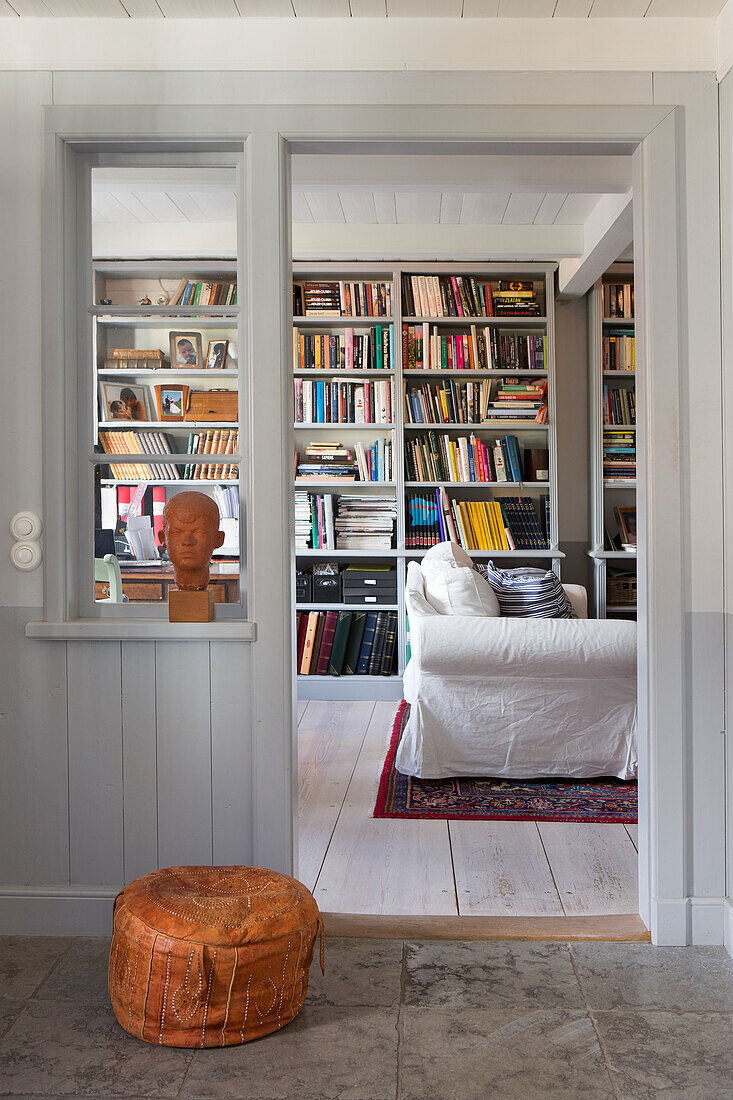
[
  {"left": 0, "top": 886, "right": 119, "bottom": 936},
  {"left": 651, "top": 895, "right": 726, "bottom": 946},
  {"left": 724, "top": 898, "right": 733, "bottom": 958},
  {"left": 298, "top": 677, "right": 403, "bottom": 701}
]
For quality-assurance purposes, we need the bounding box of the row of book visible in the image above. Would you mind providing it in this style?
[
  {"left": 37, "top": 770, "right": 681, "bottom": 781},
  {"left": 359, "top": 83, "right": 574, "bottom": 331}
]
[
  {"left": 295, "top": 438, "right": 393, "bottom": 485},
  {"left": 293, "top": 378, "right": 394, "bottom": 425},
  {"left": 404, "top": 380, "right": 490, "bottom": 425},
  {"left": 603, "top": 282, "right": 634, "bottom": 319},
  {"left": 293, "top": 326, "right": 393, "bottom": 371},
  {"left": 103, "top": 349, "right": 166, "bottom": 371},
  {"left": 603, "top": 329, "right": 635, "bottom": 372},
  {"left": 403, "top": 324, "right": 546, "bottom": 372},
  {"left": 603, "top": 428, "right": 636, "bottom": 480},
  {"left": 404, "top": 433, "right": 543, "bottom": 484},
  {"left": 603, "top": 385, "right": 636, "bottom": 426},
  {"left": 405, "top": 487, "right": 549, "bottom": 551},
  {"left": 170, "top": 280, "right": 237, "bottom": 307},
  {"left": 297, "top": 610, "right": 398, "bottom": 677},
  {"left": 100, "top": 463, "right": 236, "bottom": 482},
  {"left": 402, "top": 276, "right": 542, "bottom": 319},
  {"left": 294, "top": 281, "right": 392, "bottom": 318}
]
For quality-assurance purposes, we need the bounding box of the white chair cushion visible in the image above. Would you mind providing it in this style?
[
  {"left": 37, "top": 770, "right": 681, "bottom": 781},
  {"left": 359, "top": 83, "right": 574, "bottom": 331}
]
[{"left": 420, "top": 541, "right": 500, "bottom": 617}]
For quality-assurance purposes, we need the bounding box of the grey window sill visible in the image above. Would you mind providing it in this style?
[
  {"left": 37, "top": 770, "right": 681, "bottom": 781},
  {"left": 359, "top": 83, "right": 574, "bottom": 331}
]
[{"left": 25, "top": 619, "right": 257, "bottom": 642}]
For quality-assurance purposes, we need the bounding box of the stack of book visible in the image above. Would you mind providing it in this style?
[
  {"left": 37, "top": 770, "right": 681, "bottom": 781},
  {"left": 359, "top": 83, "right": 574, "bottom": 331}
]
[
  {"left": 294, "top": 281, "right": 392, "bottom": 318},
  {"left": 603, "top": 428, "right": 636, "bottom": 480},
  {"left": 404, "top": 379, "right": 489, "bottom": 424},
  {"left": 603, "top": 282, "right": 634, "bottom": 318},
  {"left": 404, "top": 432, "right": 527, "bottom": 484},
  {"left": 492, "top": 281, "right": 541, "bottom": 317},
  {"left": 170, "top": 280, "right": 237, "bottom": 306},
  {"left": 483, "top": 380, "right": 545, "bottom": 422},
  {"left": 293, "top": 377, "right": 393, "bottom": 424},
  {"left": 297, "top": 609, "right": 398, "bottom": 676},
  {"left": 293, "top": 325, "right": 393, "bottom": 370},
  {"left": 105, "top": 349, "right": 166, "bottom": 370},
  {"left": 295, "top": 443, "right": 359, "bottom": 482},
  {"left": 295, "top": 491, "right": 314, "bottom": 549},
  {"left": 334, "top": 496, "right": 397, "bottom": 550},
  {"left": 403, "top": 324, "right": 546, "bottom": 372},
  {"left": 603, "top": 385, "right": 636, "bottom": 426},
  {"left": 603, "top": 328, "right": 635, "bottom": 371}
]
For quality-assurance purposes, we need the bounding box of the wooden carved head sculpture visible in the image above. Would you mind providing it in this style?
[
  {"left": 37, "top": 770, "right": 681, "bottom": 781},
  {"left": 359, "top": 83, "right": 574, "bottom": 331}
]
[{"left": 158, "top": 491, "right": 225, "bottom": 591}]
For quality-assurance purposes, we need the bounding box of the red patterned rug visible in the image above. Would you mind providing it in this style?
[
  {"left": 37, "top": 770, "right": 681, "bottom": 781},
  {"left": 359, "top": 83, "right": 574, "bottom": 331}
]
[{"left": 374, "top": 701, "right": 637, "bottom": 824}]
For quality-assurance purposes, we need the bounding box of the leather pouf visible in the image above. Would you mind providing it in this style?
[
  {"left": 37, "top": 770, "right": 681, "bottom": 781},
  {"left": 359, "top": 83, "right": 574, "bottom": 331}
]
[{"left": 108, "top": 865, "right": 324, "bottom": 1047}]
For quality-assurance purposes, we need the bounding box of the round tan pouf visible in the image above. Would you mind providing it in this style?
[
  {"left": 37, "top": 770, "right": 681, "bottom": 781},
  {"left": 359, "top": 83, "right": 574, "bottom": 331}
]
[{"left": 108, "top": 865, "right": 324, "bottom": 1048}]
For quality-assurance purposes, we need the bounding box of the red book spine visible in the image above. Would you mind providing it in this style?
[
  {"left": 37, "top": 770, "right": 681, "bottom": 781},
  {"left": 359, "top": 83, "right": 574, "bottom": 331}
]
[{"left": 316, "top": 611, "right": 340, "bottom": 675}]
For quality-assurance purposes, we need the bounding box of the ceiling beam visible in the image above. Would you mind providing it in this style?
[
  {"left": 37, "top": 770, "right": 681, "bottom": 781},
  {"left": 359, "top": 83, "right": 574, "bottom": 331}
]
[
  {"left": 291, "top": 221, "right": 583, "bottom": 260},
  {"left": 292, "top": 154, "right": 631, "bottom": 194},
  {"left": 557, "top": 189, "right": 633, "bottom": 297}
]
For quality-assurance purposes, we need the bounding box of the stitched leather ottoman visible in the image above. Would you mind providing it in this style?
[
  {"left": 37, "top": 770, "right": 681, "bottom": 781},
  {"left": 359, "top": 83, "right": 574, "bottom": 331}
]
[{"left": 108, "top": 865, "right": 324, "bottom": 1047}]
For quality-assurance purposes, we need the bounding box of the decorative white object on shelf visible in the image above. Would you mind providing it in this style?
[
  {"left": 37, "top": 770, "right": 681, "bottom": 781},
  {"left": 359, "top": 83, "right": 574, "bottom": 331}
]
[
  {"left": 10, "top": 510, "right": 42, "bottom": 541},
  {"left": 11, "top": 541, "right": 42, "bottom": 571}
]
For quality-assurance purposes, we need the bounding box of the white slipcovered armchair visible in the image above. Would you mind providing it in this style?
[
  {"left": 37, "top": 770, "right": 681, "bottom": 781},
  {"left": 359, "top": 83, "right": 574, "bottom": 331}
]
[{"left": 397, "top": 559, "right": 638, "bottom": 780}]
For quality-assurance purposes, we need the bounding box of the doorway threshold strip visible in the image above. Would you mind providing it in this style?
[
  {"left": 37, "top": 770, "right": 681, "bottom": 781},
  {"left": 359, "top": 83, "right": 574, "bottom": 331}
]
[{"left": 374, "top": 701, "right": 637, "bottom": 824}]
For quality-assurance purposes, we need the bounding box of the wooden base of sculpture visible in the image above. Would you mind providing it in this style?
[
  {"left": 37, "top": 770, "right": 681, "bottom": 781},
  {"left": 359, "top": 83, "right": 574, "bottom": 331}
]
[{"left": 168, "top": 587, "right": 215, "bottom": 623}]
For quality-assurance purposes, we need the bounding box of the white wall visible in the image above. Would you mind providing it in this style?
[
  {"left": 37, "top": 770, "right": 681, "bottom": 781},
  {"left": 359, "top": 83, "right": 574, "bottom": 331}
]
[{"left": 0, "top": 66, "right": 727, "bottom": 943}]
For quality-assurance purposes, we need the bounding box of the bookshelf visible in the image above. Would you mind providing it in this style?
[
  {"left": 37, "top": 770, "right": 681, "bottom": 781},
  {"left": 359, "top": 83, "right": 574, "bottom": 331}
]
[
  {"left": 91, "top": 260, "right": 242, "bottom": 607},
  {"left": 588, "top": 263, "right": 637, "bottom": 619},
  {"left": 292, "top": 262, "right": 561, "bottom": 699}
]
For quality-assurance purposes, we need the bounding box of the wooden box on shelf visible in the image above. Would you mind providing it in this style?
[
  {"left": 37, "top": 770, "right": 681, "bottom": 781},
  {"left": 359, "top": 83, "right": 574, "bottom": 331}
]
[{"left": 185, "top": 390, "right": 238, "bottom": 422}]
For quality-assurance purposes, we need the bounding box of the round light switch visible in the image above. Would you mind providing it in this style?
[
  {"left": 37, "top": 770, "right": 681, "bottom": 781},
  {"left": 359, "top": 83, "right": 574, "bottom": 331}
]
[
  {"left": 10, "top": 541, "right": 42, "bottom": 571},
  {"left": 10, "top": 511, "right": 42, "bottom": 541}
]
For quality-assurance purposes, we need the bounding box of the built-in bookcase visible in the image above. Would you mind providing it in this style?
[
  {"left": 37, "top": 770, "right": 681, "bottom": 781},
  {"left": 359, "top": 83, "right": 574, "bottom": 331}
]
[
  {"left": 90, "top": 259, "right": 244, "bottom": 611},
  {"left": 588, "top": 263, "right": 637, "bottom": 619},
  {"left": 293, "top": 262, "right": 561, "bottom": 700}
]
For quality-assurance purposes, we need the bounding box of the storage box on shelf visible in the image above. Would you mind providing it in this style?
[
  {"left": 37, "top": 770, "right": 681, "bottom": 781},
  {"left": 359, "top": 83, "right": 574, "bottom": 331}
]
[
  {"left": 588, "top": 264, "right": 637, "bottom": 619},
  {"left": 91, "top": 260, "right": 242, "bottom": 608},
  {"left": 292, "top": 262, "right": 560, "bottom": 699}
]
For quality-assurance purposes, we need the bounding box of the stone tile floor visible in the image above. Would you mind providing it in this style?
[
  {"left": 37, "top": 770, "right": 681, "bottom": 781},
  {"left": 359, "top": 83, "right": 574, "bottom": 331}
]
[{"left": 0, "top": 936, "right": 732, "bottom": 1099}]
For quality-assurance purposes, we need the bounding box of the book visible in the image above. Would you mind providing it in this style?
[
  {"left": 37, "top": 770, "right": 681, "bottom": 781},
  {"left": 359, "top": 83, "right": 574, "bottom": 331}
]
[
  {"left": 380, "top": 612, "right": 398, "bottom": 675},
  {"left": 356, "top": 612, "right": 379, "bottom": 674},
  {"left": 310, "top": 612, "right": 326, "bottom": 676},
  {"left": 368, "top": 611, "right": 388, "bottom": 674},
  {"left": 315, "top": 610, "right": 339, "bottom": 675},
  {"left": 328, "top": 611, "right": 353, "bottom": 676},
  {"left": 342, "top": 612, "right": 367, "bottom": 675},
  {"left": 299, "top": 611, "right": 320, "bottom": 674}
]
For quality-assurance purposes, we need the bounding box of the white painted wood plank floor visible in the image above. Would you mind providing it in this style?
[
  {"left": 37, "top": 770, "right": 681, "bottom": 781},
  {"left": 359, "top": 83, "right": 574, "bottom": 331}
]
[{"left": 297, "top": 700, "right": 639, "bottom": 917}]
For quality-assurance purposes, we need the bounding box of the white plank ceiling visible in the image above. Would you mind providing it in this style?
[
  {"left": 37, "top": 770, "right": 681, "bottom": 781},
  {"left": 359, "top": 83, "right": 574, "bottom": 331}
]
[
  {"left": 0, "top": 0, "right": 727, "bottom": 15},
  {"left": 91, "top": 161, "right": 624, "bottom": 228},
  {"left": 92, "top": 183, "right": 608, "bottom": 228}
]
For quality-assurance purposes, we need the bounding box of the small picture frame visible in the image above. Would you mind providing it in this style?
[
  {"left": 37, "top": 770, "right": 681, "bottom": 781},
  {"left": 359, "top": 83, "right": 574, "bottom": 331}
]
[
  {"left": 99, "top": 381, "right": 153, "bottom": 422},
  {"left": 169, "top": 331, "right": 204, "bottom": 369},
  {"left": 153, "top": 383, "right": 190, "bottom": 422},
  {"left": 205, "top": 339, "right": 229, "bottom": 370},
  {"left": 615, "top": 506, "right": 637, "bottom": 547}
]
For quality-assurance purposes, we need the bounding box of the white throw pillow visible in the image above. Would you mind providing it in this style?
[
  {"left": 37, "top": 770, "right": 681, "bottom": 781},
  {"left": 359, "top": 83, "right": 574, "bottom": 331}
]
[{"left": 420, "top": 541, "right": 500, "bottom": 616}]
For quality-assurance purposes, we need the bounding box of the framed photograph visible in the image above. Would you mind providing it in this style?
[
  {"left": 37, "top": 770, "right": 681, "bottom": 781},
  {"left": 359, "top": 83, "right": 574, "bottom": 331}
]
[
  {"left": 615, "top": 506, "right": 637, "bottom": 547},
  {"left": 99, "top": 381, "right": 153, "bottom": 422},
  {"left": 153, "top": 383, "right": 190, "bottom": 422},
  {"left": 169, "top": 331, "right": 204, "bottom": 369},
  {"left": 205, "top": 339, "right": 229, "bottom": 370}
]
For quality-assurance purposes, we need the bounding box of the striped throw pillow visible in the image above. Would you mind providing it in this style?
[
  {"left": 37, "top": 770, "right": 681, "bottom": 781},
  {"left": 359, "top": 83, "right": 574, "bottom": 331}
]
[{"left": 474, "top": 562, "right": 577, "bottom": 618}]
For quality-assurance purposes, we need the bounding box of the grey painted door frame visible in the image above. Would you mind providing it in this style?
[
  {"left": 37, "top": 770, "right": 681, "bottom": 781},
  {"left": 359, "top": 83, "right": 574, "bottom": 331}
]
[{"left": 41, "top": 98, "right": 692, "bottom": 944}]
